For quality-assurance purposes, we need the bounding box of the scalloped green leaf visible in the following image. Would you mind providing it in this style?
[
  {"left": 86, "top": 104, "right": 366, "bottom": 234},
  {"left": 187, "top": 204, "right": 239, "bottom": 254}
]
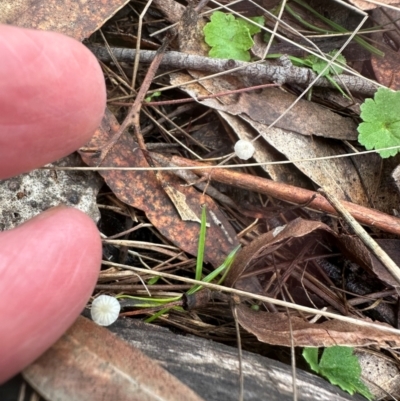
[
  {"left": 302, "top": 348, "right": 320, "bottom": 373},
  {"left": 203, "top": 11, "right": 258, "bottom": 61},
  {"left": 303, "top": 346, "right": 372, "bottom": 400},
  {"left": 358, "top": 87, "right": 400, "bottom": 158},
  {"left": 237, "top": 16, "right": 265, "bottom": 36},
  {"left": 319, "top": 347, "right": 372, "bottom": 399}
]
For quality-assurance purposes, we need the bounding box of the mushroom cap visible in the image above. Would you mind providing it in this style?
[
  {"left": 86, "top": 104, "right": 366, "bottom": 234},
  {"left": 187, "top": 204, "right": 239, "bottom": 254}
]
[
  {"left": 234, "top": 139, "right": 255, "bottom": 160},
  {"left": 91, "top": 295, "right": 121, "bottom": 326}
]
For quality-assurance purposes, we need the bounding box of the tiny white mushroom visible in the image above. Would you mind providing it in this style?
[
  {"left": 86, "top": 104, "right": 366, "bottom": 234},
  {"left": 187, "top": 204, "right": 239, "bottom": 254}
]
[
  {"left": 234, "top": 139, "right": 255, "bottom": 160},
  {"left": 91, "top": 295, "right": 121, "bottom": 326}
]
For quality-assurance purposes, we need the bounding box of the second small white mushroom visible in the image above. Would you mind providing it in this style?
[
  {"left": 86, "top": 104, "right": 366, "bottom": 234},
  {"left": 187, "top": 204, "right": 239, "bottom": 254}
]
[{"left": 91, "top": 295, "right": 121, "bottom": 326}]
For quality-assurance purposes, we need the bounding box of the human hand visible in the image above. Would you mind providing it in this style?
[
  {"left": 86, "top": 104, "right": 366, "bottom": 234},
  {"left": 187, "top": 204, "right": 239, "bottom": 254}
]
[{"left": 0, "top": 24, "right": 106, "bottom": 383}]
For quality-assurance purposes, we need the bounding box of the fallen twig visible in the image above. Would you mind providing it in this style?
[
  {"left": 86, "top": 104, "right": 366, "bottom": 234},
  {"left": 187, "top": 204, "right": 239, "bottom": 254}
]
[
  {"left": 87, "top": 44, "right": 378, "bottom": 96},
  {"left": 163, "top": 154, "right": 400, "bottom": 236}
]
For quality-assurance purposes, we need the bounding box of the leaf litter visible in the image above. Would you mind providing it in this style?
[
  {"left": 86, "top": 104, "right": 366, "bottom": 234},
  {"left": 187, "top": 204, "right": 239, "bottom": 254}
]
[
  {"left": 79, "top": 108, "right": 239, "bottom": 267},
  {"left": 6, "top": 0, "right": 400, "bottom": 399}
]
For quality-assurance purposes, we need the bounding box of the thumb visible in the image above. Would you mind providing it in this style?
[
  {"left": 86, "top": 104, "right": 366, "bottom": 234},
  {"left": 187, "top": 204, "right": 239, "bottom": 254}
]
[{"left": 0, "top": 207, "right": 102, "bottom": 383}]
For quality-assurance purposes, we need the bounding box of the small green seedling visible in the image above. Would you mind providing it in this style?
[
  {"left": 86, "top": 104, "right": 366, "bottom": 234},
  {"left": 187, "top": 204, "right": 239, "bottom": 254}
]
[
  {"left": 304, "top": 49, "right": 346, "bottom": 77},
  {"left": 305, "top": 50, "right": 348, "bottom": 98},
  {"left": 358, "top": 87, "right": 400, "bottom": 158},
  {"left": 145, "top": 91, "right": 162, "bottom": 102},
  {"left": 118, "top": 204, "right": 240, "bottom": 323},
  {"left": 303, "top": 347, "right": 372, "bottom": 400},
  {"left": 203, "top": 11, "right": 264, "bottom": 61},
  {"left": 264, "top": 49, "right": 348, "bottom": 98},
  {"left": 290, "top": 49, "right": 348, "bottom": 98}
]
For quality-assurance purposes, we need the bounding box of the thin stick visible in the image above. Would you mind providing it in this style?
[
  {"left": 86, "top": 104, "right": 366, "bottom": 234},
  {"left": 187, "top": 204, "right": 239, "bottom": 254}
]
[
  {"left": 93, "top": 36, "right": 172, "bottom": 164},
  {"left": 101, "top": 259, "right": 400, "bottom": 336},
  {"left": 319, "top": 188, "right": 400, "bottom": 286},
  {"left": 272, "top": 250, "right": 298, "bottom": 401},
  {"left": 132, "top": 0, "right": 154, "bottom": 90},
  {"left": 168, "top": 155, "right": 400, "bottom": 236},
  {"left": 130, "top": 36, "right": 171, "bottom": 151},
  {"left": 232, "top": 305, "right": 244, "bottom": 401}
]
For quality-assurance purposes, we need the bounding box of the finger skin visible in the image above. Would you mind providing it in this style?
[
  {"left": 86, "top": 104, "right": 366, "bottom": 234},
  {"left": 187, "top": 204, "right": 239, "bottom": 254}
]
[
  {"left": 0, "top": 24, "right": 106, "bottom": 179},
  {"left": 0, "top": 207, "right": 102, "bottom": 384}
]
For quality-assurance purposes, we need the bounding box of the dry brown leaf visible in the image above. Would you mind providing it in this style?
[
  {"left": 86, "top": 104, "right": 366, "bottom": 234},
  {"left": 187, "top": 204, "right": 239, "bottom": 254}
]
[
  {"left": 170, "top": 75, "right": 358, "bottom": 141},
  {"left": 80, "top": 109, "right": 238, "bottom": 267},
  {"left": 242, "top": 116, "right": 369, "bottom": 207},
  {"left": 225, "top": 218, "right": 335, "bottom": 288},
  {"left": 355, "top": 349, "right": 400, "bottom": 399},
  {"left": 218, "top": 111, "right": 310, "bottom": 188},
  {"left": 23, "top": 316, "right": 205, "bottom": 401},
  {"left": 162, "top": 184, "right": 204, "bottom": 225},
  {"left": 348, "top": 0, "right": 400, "bottom": 10},
  {"left": 338, "top": 235, "right": 400, "bottom": 288},
  {"left": 347, "top": 153, "right": 400, "bottom": 215},
  {"left": 215, "top": 88, "right": 358, "bottom": 141},
  {"left": 171, "top": 72, "right": 369, "bottom": 206},
  {"left": 234, "top": 304, "right": 400, "bottom": 347},
  {"left": 373, "top": 239, "right": 400, "bottom": 287},
  {"left": 370, "top": 5, "right": 400, "bottom": 89},
  {"left": 0, "top": 0, "right": 130, "bottom": 40},
  {"left": 226, "top": 218, "right": 400, "bottom": 346},
  {"left": 171, "top": 6, "right": 375, "bottom": 207}
]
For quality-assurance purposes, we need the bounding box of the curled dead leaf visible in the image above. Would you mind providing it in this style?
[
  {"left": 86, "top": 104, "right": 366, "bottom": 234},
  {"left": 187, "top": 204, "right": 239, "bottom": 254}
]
[
  {"left": 225, "top": 218, "right": 335, "bottom": 288},
  {"left": 339, "top": 235, "right": 400, "bottom": 288},
  {"left": 234, "top": 304, "right": 400, "bottom": 347},
  {"left": 226, "top": 217, "right": 400, "bottom": 347}
]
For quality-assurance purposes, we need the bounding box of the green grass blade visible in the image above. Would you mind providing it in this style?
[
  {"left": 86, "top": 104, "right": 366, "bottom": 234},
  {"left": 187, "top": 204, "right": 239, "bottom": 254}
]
[
  {"left": 144, "top": 306, "right": 184, "bottom": 323},
  {"left": 217, "top": 245, "right": 241, "bottom": 285},
  {"left": 285, "top": 4, "right": 333, "bottom": 34},
  {"left": 195, "top": 204, "right": 207, "bottom": 282},
  {"left": 116, "top": 294, "right": 181, "bottom": 307},
  {"left": 326, "top": 75, "right": 349, "bottom": 98},
  {"left": 145, "top": 307, "right": 171, "bottom": 323},
  {"left": 292, "top": 0, "right": 384, "bottom": 57},
  {"left": 187, "top": 244, "right": 241, "bottom": 295},
  {"left": 147, "top": 276, "right": 160, "bottom": 285}
]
